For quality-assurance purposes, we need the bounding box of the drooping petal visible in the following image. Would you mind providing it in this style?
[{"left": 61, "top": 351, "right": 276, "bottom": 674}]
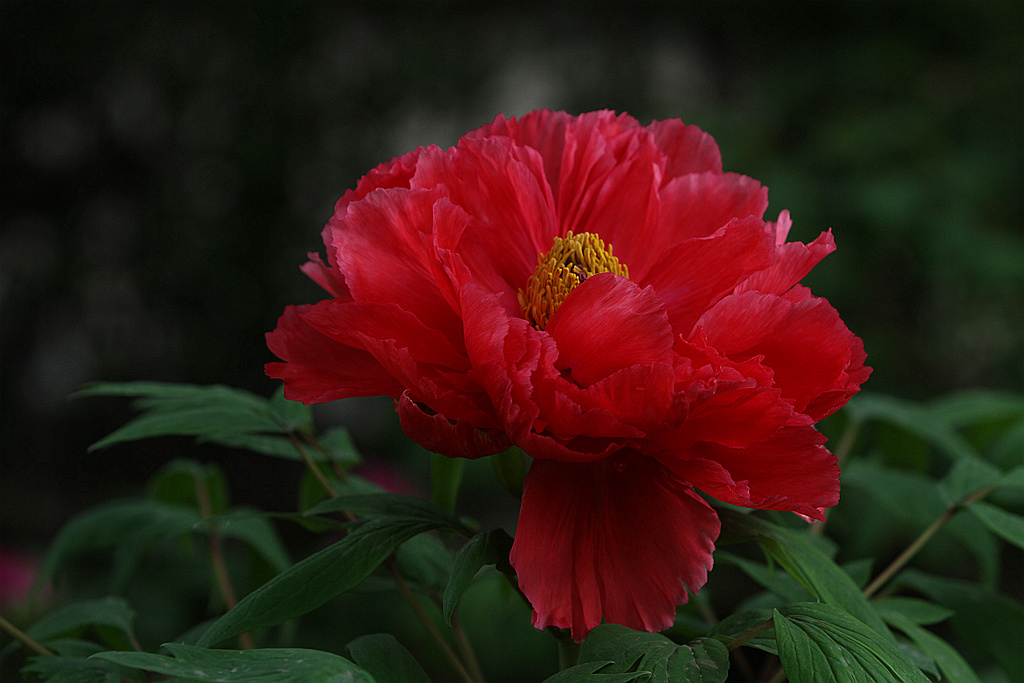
[
  {"left": 393, "top": 391, "right": 510, "bottom": 459},
  {"left": 660, "top": 424, "right": 840, "bottom": 520},
  {"left": 511, "top": 452, "right": 720, "bottom": 642},
  {"left": 266, "top": 303, "right": 403, "bottom": 404}
]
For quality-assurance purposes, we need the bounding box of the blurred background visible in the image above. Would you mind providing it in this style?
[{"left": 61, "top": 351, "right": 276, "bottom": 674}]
[{"left": 1, "top": 0, "right": 1022, "bottom": 677}]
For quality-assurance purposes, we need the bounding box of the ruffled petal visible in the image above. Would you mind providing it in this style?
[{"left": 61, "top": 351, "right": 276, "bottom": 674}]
[
  {"left": 333, "top": 186, "right": 464, "bottom": 340},
  {"left": 265, "top": 303, "right": 403, "bottom": 403},
  {"left": 697, "top": 291, "right": 870, "bottom": 421},
  {"left": 511, "top": 452, "right": 720, "bottom": 641},
  {"left": 546, "top": 274, "right": 674, "bottom": 387},
  {"left": 661, "top": 424, "right": 840, "bottom": 520},
  {"left": 394, "top": 391, "right": 510, "bottom": 459},
  {"left": 645, "top": 118, "right": 723, "bottom": 177},
  {"left": 736, "top": 227, "right": 837, "bottom": 296},
  {"left": 642, "top": 217, "right": 775, "bottom": 337}
]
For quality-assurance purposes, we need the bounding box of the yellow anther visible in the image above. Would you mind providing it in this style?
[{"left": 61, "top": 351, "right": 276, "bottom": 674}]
[{"left": 518, "top": 231, "right": 628, "bottom": 329}]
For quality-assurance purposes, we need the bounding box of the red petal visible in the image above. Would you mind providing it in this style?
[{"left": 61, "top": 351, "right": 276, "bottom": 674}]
[
  {"left": 643, "top": 217, "right": 775, "bottom": 337},
  {"left": 697, "top": 291, "right": 870, "bottom": 421},
  {"left": 736, "top": 229, "right": 836, "bottom": 296},
  {"left": 511, "top": 452, "right": 720, "bottom": 641},
  {"left": 333, "top": 186, "right": 463, "bottom": 340},
  {"left": 645, "top": 118, "right": 723, "bottom": 177},
  {"left": 661, "top": 425, "right": 840, "bottom": 519},
  {"left": 546, "top": 274, "right": 674, "bottom": 387},
  {"left": 265, "top": 303, "right": 403, "bottom": 403},
  {"left": 393, "top": 391, "right": 510, "bottom": 459}
]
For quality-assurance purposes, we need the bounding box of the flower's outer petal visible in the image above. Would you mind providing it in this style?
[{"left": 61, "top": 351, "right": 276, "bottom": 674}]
[
  {"left": 697, "top": 291, "right": 870, "bottom": 421},
  {"left": 334, "top": 147, "right": 423, "bottom": 217},
  {"left": 300, "top": 252, "right": 349, "bottom": 299},
  {"left": 266, "top": 303, "right": 404, "bottom": 403},
  {"left": 546, "top": 273, "right": 674, "bottom": 386},
  {"left": 643, "top": 216, "right": 775, "bottom": 337},
  {"left": 511, "top": 452, "right": 720, "bottom": 642},
  {"left": 645, "top": 118, "right": 723, "bottom": 177},
  {"left": 736, "top": 226, "right": 837, "bottom": 296},
  {"left": 662, "top": 425, "right": 840, "bottom": 520},
  {"left": 411, "top": 137, "right": 558, "bottom": 299},
  {"left": 393, "top": 391, "right": 510, "bottom": 459},
  {"left": 333, "top": 186, "right": 465, "bottom": 342}
]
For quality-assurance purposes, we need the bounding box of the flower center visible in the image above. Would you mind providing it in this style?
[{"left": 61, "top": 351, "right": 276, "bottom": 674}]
[{"left": 518, "top": 231, "right": 628, "bottom": 330}]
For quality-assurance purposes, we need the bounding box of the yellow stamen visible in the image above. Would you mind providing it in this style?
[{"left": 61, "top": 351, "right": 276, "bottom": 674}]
[{"left": 519, "top": 231, "right": 628, "bottom": 330}]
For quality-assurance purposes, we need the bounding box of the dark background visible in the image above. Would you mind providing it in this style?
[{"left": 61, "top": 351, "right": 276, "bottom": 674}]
[{"left": 2, "top": 0, "right": 1021, "bottom": 612}]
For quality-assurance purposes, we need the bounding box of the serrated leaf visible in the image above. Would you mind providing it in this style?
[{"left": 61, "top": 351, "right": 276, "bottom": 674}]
[
  {"left": 872, "top": 597, "right": 954, "bottom": 626},
  {"left": 26, "top": 597, "right": 136, "bottom": 644},
  {"left": 443, "top": 528, "right": 514, "bottom": 624},
  {"left": 346, "top": 633, "right": 430, "bottom": 683},
  {"left": 578, "top": 625, "right": 730, "bottom": 683},
  {"left": 196, "top": 516, "right": 455, "bottom": 647},
  {"left": 39, "top": 499, "right": 202, "bottom": 583},
  {"left": 882, "top": 611, "right": 982, "bottom": 683},
  {"left": 721, "top": 511, "right": 890, "bottom": 637},
  {"left": 967, "top": 500, "right": 1024, "bottom": 550},
  {"left": 431, "top": 453, "right": 465, "bottom": 515},
  {"left": 93, "top": 643, "right": 374, "bottom": 682},
  {"left": 773, "top": 603, "right": 930, "bottom": 683},
  {"left": 542, "top": 661, "right": 650, "bottom": 682}
]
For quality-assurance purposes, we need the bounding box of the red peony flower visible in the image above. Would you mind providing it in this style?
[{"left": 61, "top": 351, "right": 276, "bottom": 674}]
[{"left": 267, "top": 110, "right": 870, "bottom": 641}]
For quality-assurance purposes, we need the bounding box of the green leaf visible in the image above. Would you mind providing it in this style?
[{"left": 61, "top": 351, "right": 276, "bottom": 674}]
[
  {"left": 709, "top": 609, "right": 778, "bottom": 655},
  {"left": 995, "top": 465, "right": 1024, "bottom": 491},
  {"left": 201, "top": 432, "right": 301, "bottom": 459},
  {"left": 443, "top": 528, "right": 514, "bottom": 624},
  {"left": 578, "top": 625, "right": 730, "bottom": 683},
  {"left": 88, "top": 405, "right": 285, "bottom": 451},
  {"left": 213, "top": 512, "right": 292, "bottom": 573},
  {"left": 267, "top": 385, "right": 313, "bottom": 432},
  {"left": 716, "top": 551, "right": 812, "bottom": 604},
  {"left": 938, "top": 456, "right": 1004, "bottom": 503},
  {"left": 25, "top": 597, "right": 136, "bottom": 644},
  {"left": 967, "top": 500, "right": 1024, "bottom": 550},
  {"left": 882, "top": 612, "right": 982, "bottom": 683},
  {"left": 346, "top": 633, "right": 430, "bottom": 683},
  {"left": 431, "top": 453, "right": 465, "bottom": 514},
  {"left": 773, "top": 603, "right": 930, "bottom": 683},
  {"left": 491, "top": 447, "right": 527, "bottom": 499},
  {"left": 22, "top": 654, "right": 122, "bottom": 683},
  {"left": 871, "top": 597, "right": 954, "bottom": 626},
  {"left": 542, "top": 661, "right": 650, "bottom": 682},
  {"left": 304, "top": 493, "right": 470, "bottom": 534},
  {"left": 928, "top": 390, "right": 1024, "bottom": 427},
  {"left": 93, "top": 643, "right": 374, "bottom": 682},
  {"left": 394, "top": 533, "right": 453, "bottom": 593},
  {"left": 39, "top": 499, "right": 202, "bottom": 582},
  {"left": 148, "top": 459, "right": 229, "bottom": 515},
  {"left": 845, "top": 393, "right": 978, "bottom": 460},
  {"left": 319, "top": 427, "right": 362, "bottom": 466},
  {"left": 894, "top": 569, "right": 1024, "bottom": 678},
  {"left": 721, "top": 511, "right": 890, "bottom": 637},
  {"left": 196, "top": 516, "right": 455, "bottom": 647}
]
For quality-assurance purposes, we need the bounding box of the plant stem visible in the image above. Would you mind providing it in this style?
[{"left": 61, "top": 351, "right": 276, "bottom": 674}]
[
  {"left": 451, "top": 613, "right": 486, "bottom": 683},
  {"left": 725, "top": 617, "right": 774, "bottom": 651},
  {"left": 862, "top": 486, "right": 996, "bottom": 599},
  {"left": 290, "top": 433, "right": 337, "bottom": 497},
  {"left": 387, "top": 562, "right": 479, "bottom": 683},
  {"left": 193, "top": 476, "right": 254, "bottom": 650},
  {"left": 0, "top": 612, "right": 53, "bottom": 656},
  {"left": 555, "top": 635, "right": 580, "bottom": 670}
]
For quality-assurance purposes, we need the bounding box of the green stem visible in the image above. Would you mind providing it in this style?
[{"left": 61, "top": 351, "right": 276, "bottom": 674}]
[
  {"left": 725, "top": 617, "right": 774, "bottom": 651},
  {"left": 290, "top": 433, "right": 337, "bottom": 497},
  {"left": 388, "top": 562, "right": 478, "bottom": 683},
  {"left": 862, "top": 486, "right": 996, "bottom": 599},
  {"left": 556, "top": 635, "right": 581, "bottom": 670},
  {"left": 0, "top": 612, "right": 53, "bottom": 656},
  {"left": 194, "top": 476, "right": 253, "bottom": 650}
]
